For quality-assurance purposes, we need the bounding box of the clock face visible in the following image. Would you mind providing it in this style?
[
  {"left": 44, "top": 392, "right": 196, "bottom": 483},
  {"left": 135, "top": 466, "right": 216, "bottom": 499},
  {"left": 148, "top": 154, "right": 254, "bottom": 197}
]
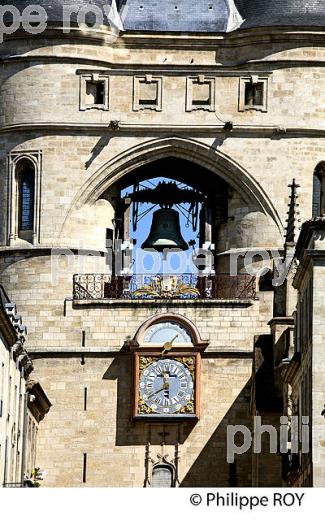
[
  {"left": 143, "top": 321, "right": 192, "bottom": 344},
  {"left": 139, "top": 358, "right": 194, "bottom": 415}
]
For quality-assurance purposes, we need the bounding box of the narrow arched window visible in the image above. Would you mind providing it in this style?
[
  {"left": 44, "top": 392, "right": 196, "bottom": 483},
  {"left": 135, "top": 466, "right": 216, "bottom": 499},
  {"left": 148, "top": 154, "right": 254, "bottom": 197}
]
[
  {"left": 312, "top": 162, "right": 325, "bottom": 217},
  {"left": 17, "top": 160, "right": 35, "bottom": 239},
  {"left": 151, "top": 464, "right": 174, "bottom": 488},
  {"left": 312, "top": 170, "right": 322, "bottom": 217}
]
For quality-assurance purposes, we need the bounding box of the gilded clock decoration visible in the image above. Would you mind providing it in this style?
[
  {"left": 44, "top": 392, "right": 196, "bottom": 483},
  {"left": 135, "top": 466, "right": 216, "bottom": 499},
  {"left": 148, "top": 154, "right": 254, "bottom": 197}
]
[
  {"left": 179, "top": 356, "right": 196, "bottom": 375},
  {"left": 139, "top": 356, "right": 156, "bottom": 370},
  {"left": 138, "top": 398, "right": 154, "bottom": 415},
  {"left": 138, "top": 357, "right": 195, "bottom": 416},
  {"left": 179, "top": 402, "right": 195, "bottom": 414}
]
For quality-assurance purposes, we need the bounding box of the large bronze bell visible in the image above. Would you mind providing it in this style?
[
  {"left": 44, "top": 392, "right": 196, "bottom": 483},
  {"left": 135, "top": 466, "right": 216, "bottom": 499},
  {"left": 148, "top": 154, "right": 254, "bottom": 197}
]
[{"left": 141, "top": 208, "right": 189, "bottom": 252}]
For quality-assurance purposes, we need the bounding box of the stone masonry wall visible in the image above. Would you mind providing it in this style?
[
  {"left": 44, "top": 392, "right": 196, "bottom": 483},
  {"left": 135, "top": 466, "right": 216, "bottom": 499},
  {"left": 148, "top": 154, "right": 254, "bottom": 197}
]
[{"left": 1, "top": 27, "right": 324, "bottom": 486}]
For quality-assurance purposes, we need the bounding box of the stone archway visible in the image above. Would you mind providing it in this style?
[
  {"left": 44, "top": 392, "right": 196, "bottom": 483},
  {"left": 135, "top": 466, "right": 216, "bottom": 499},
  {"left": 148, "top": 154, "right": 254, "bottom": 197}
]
[{"left": 61, "top": 136, "right": 283, "bottom": 236}]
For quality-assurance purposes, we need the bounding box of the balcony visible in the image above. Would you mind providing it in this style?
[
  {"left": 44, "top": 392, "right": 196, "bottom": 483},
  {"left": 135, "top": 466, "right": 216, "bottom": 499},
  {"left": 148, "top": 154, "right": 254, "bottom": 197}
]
[
  {"left": 3, "top": 481, "right": 34, "bottom": 488},
  {"left": 72, "top": 274, "right": 256, "bottom": 301}
]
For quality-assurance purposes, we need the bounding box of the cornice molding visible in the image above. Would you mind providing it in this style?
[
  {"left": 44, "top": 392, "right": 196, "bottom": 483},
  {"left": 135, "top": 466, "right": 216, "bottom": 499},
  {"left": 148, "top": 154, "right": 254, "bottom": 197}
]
[
  {"left": 293, "top": 218, "right": 325, "bottom": 288},
  {"left": 29, "top": 348, "right": 253, "bottom": 358},
  {"left": 0, "top": 307, "right": 17, "bottom": 346},
  {"left": 0, "top": 245, "right": 107, "bottom": 255},
  {"left": 268, "top": 316, "right": 295, "bottom": 327},
  {"left": 72, "top": 298, "right": 255, "bottom": 308},
  {"left": 0, "top": 121, "right": 325, "bottom": 138},
  {"left": 1, "top": 25, "right": 325, "bottom": 54},
  {"left": 3, "top": 54, "right": 325, "bottom": 70},
  {"left": 293, "top": 250, "right": 325, "bottom": 289}
]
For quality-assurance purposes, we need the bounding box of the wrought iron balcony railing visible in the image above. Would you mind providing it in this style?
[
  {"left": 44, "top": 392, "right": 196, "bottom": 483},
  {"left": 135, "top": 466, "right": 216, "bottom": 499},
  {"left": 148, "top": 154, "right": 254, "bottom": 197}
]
[
  {"left": 2, "top": 481, "right": 33, "bottom": 488},
  {"left": 73, "top": 274, "right": 256, "bottom": 301}
]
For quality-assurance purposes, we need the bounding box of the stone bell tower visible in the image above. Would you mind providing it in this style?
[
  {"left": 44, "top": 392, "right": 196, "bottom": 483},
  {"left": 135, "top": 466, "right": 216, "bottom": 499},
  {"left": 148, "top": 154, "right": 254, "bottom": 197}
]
[{"left": 0, "top": 0, "right": 325, "bottom": 487}]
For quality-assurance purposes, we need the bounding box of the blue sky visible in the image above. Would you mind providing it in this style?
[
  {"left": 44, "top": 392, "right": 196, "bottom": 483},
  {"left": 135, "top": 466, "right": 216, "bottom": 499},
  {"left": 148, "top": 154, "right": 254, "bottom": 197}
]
[{"left": 122, "top": 177, "right": 202, "bottom": 273}]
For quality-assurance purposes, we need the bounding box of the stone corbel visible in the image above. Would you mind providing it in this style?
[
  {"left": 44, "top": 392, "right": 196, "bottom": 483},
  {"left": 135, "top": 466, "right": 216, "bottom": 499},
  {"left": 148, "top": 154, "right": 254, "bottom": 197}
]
[
  {"left": 24, "top": 360, "right": 34, "bottom": 377},
  {"left": 12, "top": 340, "right": 24, "bottom": 360},
  {"left": 18, "top": 324, "right": 27, "bottom": 343},
  {"left": 5, "top": 303, "right": 17, "bottom": 316},
  {"left": 18, "top": 351, "right": 33, "bottom": 375}
]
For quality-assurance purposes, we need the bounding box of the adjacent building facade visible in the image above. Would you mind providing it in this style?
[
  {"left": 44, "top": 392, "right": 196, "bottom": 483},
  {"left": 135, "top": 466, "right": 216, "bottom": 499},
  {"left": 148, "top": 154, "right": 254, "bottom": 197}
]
[
  {"left": 0, "top": 0, "right": 325, "bottom": 486},
  {"left": 0, "top": 285, "right": 50, "bottom": 487}
]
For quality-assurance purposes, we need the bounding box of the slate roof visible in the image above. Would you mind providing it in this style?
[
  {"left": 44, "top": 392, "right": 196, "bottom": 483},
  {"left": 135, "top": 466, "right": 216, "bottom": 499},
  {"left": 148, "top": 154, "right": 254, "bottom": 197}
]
[
  {"left": 8, "top": 1, "right": 325, "bottom": 32},
  {"left": 239, "top": 0, "right": 325, "bottom": 29}
]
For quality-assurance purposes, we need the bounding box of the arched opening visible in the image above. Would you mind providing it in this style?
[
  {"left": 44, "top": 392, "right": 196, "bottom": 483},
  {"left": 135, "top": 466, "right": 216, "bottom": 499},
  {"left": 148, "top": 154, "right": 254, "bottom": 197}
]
[
  {"left": 100, "top": 157, "right": 228, "bottom": 277},
  {"left": 312, "top": 162, "right": 325, "bottom": 217},
  {"left": 71, "top": 140, "right": 281, "bottom": 301},
  {"left": 16, "top": 159, "right": 35, "bottom": 242},
  {"left": 151, "top": 463, "right": 175, "bottom": 488},
  {"left": 69, "top": 137, "right": 282, "bottom": 229}
]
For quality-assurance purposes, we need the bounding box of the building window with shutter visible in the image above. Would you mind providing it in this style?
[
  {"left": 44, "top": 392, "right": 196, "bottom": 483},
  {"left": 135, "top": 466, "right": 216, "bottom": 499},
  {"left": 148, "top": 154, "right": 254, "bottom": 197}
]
[{"left": 239, "top": 76, "right": 269, "bottom": 112}]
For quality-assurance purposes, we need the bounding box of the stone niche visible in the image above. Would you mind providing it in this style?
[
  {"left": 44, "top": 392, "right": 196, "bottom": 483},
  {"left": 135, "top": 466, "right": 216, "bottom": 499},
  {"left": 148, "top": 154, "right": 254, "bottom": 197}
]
[
  {"left": 186, "top": 75, "right": 215, "bottom": 112},
  {"left": 133, "top": 75, "right": 163, "bottom": 111}
]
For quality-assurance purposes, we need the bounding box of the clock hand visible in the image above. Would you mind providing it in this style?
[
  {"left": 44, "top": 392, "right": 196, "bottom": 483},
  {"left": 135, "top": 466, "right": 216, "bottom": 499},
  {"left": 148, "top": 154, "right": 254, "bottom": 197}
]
[
  {"left": 147, "top": 383, "right": 169, "bottom": 399},
  {"left": 161, "top": 334, "right": 179, "bottom": 357}
]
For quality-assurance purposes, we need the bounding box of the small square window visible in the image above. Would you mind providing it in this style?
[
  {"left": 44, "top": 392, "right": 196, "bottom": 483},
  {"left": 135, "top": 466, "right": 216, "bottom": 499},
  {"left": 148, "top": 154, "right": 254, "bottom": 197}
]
[
  {"left": 80, "top": 74, "right": 109, "bottom": 111},
  {"left": 192, "top": 82, "right": 211, "bottom": 107},
  {"left": 133, "top": 75, "right": 162, "bottom": 111},
  {"left": 239, "top": 76, "right": 268, "bottom": 112},
  {"left": 86, "top": 80, "right": 105, "bottom": 106},
  {"left": 244, "top": 82, "right": 264, "bottom": 107},
  {"left": 139, "top": 81, "right": 158, "bottom": 106},
  {"left": 186, "top": 76, "right": 215, "bottom": 112}
]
